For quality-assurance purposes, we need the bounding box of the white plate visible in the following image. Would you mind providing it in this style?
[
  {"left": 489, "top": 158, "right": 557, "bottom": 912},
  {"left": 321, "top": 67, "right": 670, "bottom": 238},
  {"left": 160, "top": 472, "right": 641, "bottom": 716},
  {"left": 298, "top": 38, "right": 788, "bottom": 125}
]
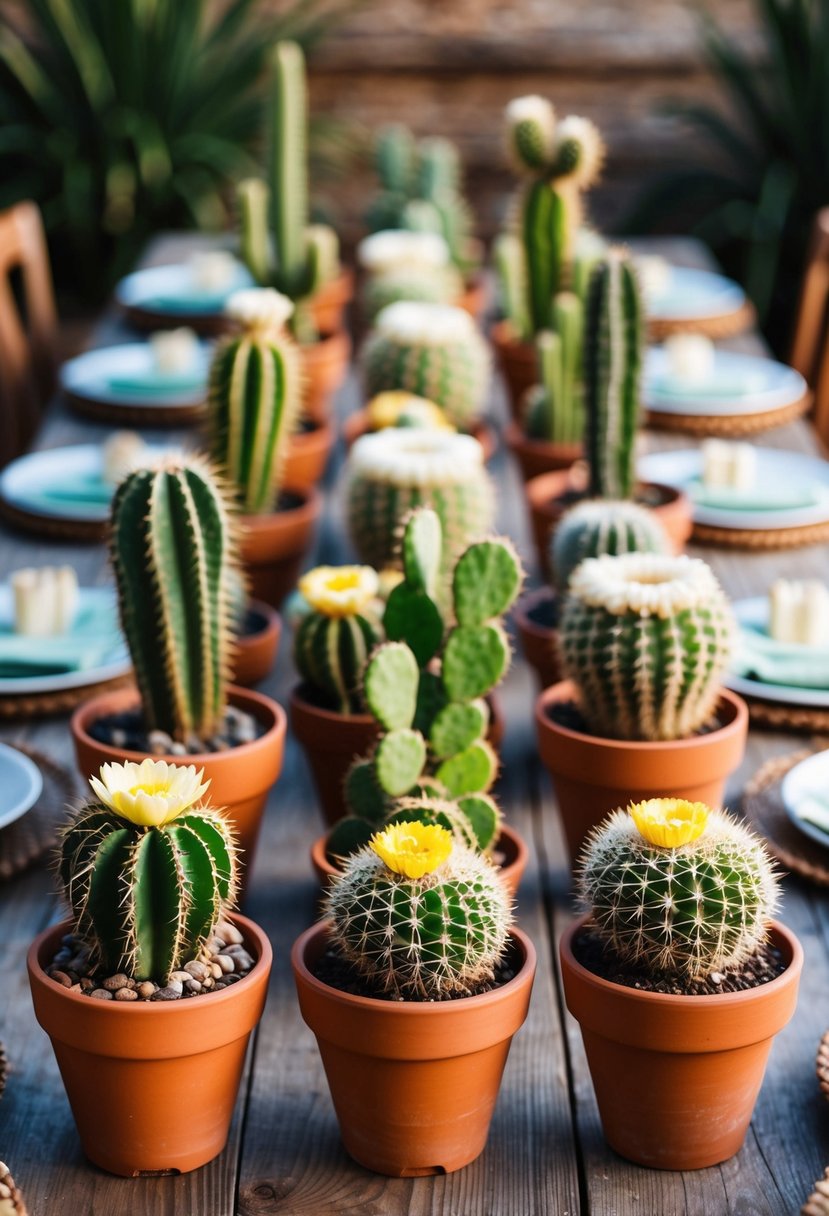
[
  {"left": 61, "top": 342, "right": 210, "bottom": 408},
  {"left": 0, "top": 741, "right": 43, "bottom": 831},
  {"left": 639, "top": 448, "right": 829, "bottom": 530},
  {"left": 646, "top": 266, "right": 746, "bottom": 322},
  {"left": 724, "top": 597, "right": 829, "bottom": 709},
  {"left": 0, "top": 585, "right": 130, "bottom": 695},
  {"left": 116, "top": 261, "right": 254, "bottom": 316},
  {"left": 780, "top": 750, "right": 829, "bottom": 849},
  {"left": 644, "top": 348, "right": 807, "bottom": 417}
]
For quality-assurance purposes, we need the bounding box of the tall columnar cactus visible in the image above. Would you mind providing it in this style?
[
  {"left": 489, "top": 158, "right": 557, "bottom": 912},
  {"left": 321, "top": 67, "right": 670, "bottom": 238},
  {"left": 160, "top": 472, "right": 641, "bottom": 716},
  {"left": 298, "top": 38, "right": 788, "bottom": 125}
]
[
  {"left": 579, "top": 799, "right": 778, "bottom": 979},
  {"left": 59, "top": 760, "right": 239, "bottom": 983},
  {"left": 327, "top": 821, "right": 511, "bottom": 998},
  {"left": 583, "top": 249, "right": 644, "bottom": 501},
  {"left": 293, "top": 565, "right": 382, "bottom": 714},
  {"left": 550, "top": 500, "right": 669, "bottom": 594},
  {"left": 111, "top": 457, "right": 235, "bottom": 743},
  {"left": 207, "top": 289, "right": 302, "bottom": 514},
  {"left": 346, "top": 429, "right": 494, "bottom": 573},
  {"left": 523, "top": 294, "right": 584, "bottom": 444},
  {"left": 237, "top": 41, "right": 339, "bottom": 341},
  {"left": 561, "top": 553, "right": 734, "bottom": 742},
  {"left": 361, "top": 301, "right": 491, "bottom": 427}
]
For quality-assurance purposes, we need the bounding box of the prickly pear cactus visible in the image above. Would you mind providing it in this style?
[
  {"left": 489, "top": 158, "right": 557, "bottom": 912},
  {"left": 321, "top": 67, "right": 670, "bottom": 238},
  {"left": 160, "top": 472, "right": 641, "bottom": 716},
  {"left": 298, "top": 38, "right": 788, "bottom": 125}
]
[
  {"left": 293, "top": 565, "right": 382, "bottom": 713},
  {"left": 326, "top": 790, "right": 502, "bottom": 862},
  {"left": 550, "top": 499, "right": 668, "bottom": 593}
]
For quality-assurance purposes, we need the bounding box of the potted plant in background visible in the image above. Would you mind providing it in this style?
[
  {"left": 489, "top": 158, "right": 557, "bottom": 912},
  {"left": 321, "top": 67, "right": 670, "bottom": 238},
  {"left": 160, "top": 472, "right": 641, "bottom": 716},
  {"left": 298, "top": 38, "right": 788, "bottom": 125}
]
[
  {"left": 227, "top": 565, "right": 282, "bottom": 689},
  {"left": 560, "top": 797, "right": 801, "bottom": 1169},
  {"left": 28, "top": 759, "right": 272, "bottom": 1175},
  {"left": 293, "top": 820, "right": 536, "bottom": 1176},
  {"left": 535, "top": 551, "right": 748, "bottom": 864},
  {"left": 70, "top": 458, "right": 286, "bottom": 870},
  {"left": 341, "top": 388, "right": 487, "bottom": 454},
  {"left": 356, "top": 229, "right": 465, "bottom": 322}
]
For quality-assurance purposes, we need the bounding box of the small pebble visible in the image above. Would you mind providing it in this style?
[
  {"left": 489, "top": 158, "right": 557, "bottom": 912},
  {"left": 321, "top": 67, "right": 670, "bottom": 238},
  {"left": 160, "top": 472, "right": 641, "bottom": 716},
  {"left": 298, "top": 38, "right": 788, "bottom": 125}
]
[
  {"left": 80, "top": 978, "right": 95, "bottom": 992},
  {"left": 102, "top": 973, "right": 129, "bottom": 991},
  {"left": 185, "top": 979, "right": 202, "bottom": 994},
  {"left": 184, "top": 960, "right": 208, "bottom": 981},
  {"left": 148, "top": 729, "right": 174, "bottom": 754},
  {"left": 218, "top": 922, "right": 244, "bottom": 945},
  {"left": 170, "top": 971, "right": 191, "bottom": 985},
  {"left": 169, "top": 742, "right": 187, "bottom": 756},
  {"left": 136, "top": 982, "right": 157, "bottom": 999},
  {"left": 152, "top": 986, "right": 182, "bottom": 1002},
  {"left": 111, "top": 728, "right": 128, "bottom": 747},
  {"left": 215, "top": 954, "right": 235, "bottom": 975},
  {"left": 115, "top": 987, "right": 138, "bottom": 1002},
  {"left": 50, "top": 970, "right": 72, "bottom": 988},
  {"left": 90, "top": 989, "right": 113, "bottom": 1001}
]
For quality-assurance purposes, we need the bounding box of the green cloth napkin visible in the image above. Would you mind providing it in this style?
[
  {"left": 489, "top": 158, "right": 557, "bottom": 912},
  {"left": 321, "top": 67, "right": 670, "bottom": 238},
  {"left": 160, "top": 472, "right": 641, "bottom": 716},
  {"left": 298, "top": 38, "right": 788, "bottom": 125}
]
[
  {"left": 142, "top": 292, "right": 227, "bottom": 314},
  {"left": 18, "top": 472, "right": 113, "bottom": 516},
  {"left": 689, "top": 478, "right": 821, "bottom": 512},
  {"left": 732, "top": 626, "right": 829, "bottom": 689},
  {"left": 796, "top": 798, "right": 829, "bottom": 838},
  {"left": 0, "top": 595, "right": 123, "bottom": 677},
  {"left": 106, "top": 372, "right": 205, "bottom": 395},
  {"left": 651, "top": 375, "right": 758, "bottom": 400}
]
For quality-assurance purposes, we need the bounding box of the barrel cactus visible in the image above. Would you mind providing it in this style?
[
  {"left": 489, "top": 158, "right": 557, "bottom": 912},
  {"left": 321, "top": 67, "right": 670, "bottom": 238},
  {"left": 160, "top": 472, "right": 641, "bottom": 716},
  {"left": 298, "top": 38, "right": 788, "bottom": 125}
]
[
  {"left": 346, "top": 429, "right": 494, "bottom": 573},
  {"left": 59, "top": 759, "right": 239, "bottom": 983},
  {"left": 326, "top": 820, "right": 511, "bottom": 998},
  {"left": 550, "top": 500, "right": 669, "bottom": 593},
  {"left": 293, "top": 565, "right": 382, "bottom": 714},
  {"left": 524, "top": 295, "right": 585, "bottom": 444},
  {"left": 358, "top": 230, "right": 462, "bottom": 321},
  {"left": 579, "top": 798, "right": 778, "bottom": 979},
  {"left": 207, "top": 288, "right": 302, "bottom": 514},
  {"left": 111, "top": 457, "right": 236, "bottom": 743},
  {"left": 361, "top": 301, "right": 490, "bottom": 427}
]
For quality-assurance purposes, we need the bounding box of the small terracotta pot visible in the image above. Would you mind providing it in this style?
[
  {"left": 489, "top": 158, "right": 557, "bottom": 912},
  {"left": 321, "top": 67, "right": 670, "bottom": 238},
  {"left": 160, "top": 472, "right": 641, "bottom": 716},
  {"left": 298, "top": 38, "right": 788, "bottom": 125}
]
[
  {"left": 292, "top": 921, "right": 536, "bottom": 1176},
  {"left": 456, "top": 271, "right": 489, "bottom": 320},
  {"left": 70, "top": 685, "right": 286, "bottom": 871},
  {"left": 513, "top": 587, "right": 560, "bottom": 691},
  {"left": 341, "top": 409, "right": 497, "bottom": 465},
  {"left": 504, "top": 420, "right": 582, "bottom": 483},
  {"left": 283, "top": 418, "right": 335, "bottom": 490},
  {"left": 239, "top": 485, "right": 321, "bottom": 609},
  {"left": 535, "top": 682, "right": 749, "bottom": 865},
  {"left": 301, "top": 328, "right": 351, "bottom": 424},
  {"left": 525, "top": 468, "right": 693, "bottom": 579},
  {"left": 310, "top": 267, "right": 354, "bottom": 335},
  {"left": 28, "top": 914, "right": 272, "bottom": 1176},
  {"left": 311, "top": 822, "right": 528, "bottom": 895},
  {"left": 560, "top": 915, "right": 802, "bottom": 1170},
  {"left": 230, "top": 600, "right": 281, "bottom": 688},
  {"left": 491, "top": 321, "right": 537, "bottom": 420}
]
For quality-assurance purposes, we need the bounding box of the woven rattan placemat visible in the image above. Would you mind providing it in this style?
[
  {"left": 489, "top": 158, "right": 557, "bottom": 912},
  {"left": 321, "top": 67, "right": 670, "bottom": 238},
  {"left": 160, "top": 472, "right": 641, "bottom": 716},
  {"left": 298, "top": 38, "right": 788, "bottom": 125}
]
[
  {"left": 743, "top": 750, "right": 829, "bottom": 886},
  {"left": 0, "top": 743, "right": 77, "bottom": 881},
  {"left": 646, "top": 390, "right": 811, "bottom": 438},
  {"left": 693, "top": 517, "right": 829, "bottom": 551},
  {"left": 648, "top": 299, "right": 755, "bottom": 342}
]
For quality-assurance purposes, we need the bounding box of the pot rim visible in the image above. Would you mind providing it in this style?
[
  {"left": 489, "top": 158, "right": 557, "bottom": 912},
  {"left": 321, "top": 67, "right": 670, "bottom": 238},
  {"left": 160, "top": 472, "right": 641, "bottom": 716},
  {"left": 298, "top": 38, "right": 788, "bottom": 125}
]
[
  {"left": 504, "top": 419, "right": 583, "bottom": 460},
  {"left": 240, "top": 482, "right": 321, "bottom": 529},
  {"left": 513, "top": 586, "right": 558, "bottom": 641},
  {"left": 290, "top": 682, "right": 375, "bottom": 728},
  {"left": 289, "top": 416, "right": 334, "bottom": 444},
  {"left": 311, "top": 822, "right": 528, "bottom": 883},
  {"left": 490, "top": 319, "right": 534, "bottom": 354},
  {"left": 238, "top": 600, "right": 281, "bottom": 641}
]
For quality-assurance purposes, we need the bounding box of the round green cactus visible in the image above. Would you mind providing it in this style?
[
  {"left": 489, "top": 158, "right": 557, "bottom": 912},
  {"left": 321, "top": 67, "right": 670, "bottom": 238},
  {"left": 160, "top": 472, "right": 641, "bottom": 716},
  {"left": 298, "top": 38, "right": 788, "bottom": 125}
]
[
  {"left": 293, "top": 565, "right": 382, "bottom": 714},
  {"left": 551, "top": 499, "right": 669, "bottom": 593}
]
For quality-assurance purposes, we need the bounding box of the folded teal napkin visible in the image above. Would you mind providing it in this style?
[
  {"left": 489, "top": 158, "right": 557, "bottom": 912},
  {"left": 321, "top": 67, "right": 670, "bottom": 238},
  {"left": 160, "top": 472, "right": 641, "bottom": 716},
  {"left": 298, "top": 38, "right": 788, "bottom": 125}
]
[
  {"left": 732, "top": 626, "right": 829, "bottom": 689},
  {"left": 142, "top": 292, "right": 228, "bottom": 314},
  {"left": 106, "top": 372, "right": 205, "bottom": 395},
  {"left": 689, "top": 478, "right": 820, "bottom": 512},
  {"left": 651, "top": 375, "right": 756, "bottom": 400},
  {"left": 0, "top": 595, "right": 123, "bottom": 677}
]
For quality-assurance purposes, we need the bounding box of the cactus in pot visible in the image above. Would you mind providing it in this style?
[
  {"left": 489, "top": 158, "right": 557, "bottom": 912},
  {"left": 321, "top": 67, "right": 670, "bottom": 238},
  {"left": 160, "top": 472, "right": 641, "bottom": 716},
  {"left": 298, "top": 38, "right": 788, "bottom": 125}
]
[
  {"left": 293, "top": 565, "right": 383, "bottom": 714},
  {"left": 523, "top": 296, "right": 584, "bottom": 444},
  {"left": 357, "top": 230, "right": 462, "bottom": 321},
  {"left": 550, "top": 499, "right": 669, "bottom": 594}
]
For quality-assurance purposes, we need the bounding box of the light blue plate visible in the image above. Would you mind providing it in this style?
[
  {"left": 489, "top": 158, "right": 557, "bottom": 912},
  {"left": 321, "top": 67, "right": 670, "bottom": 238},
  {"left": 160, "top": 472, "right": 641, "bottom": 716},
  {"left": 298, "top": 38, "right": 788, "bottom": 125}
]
[
  {"left": 645, "top": 348, "right": 807, "bottom": 417},
  {"left": 646, "top": 266, "right": 746, "bottom": 323},
  {"left": 725, "top": 597, "right": 829, "bottom": 709},
  {"left": 0, "top": 741, "right": 43, "bottom": 831},
  {"left": 781, "top": 750, "right": 829, "bottom": 848},
  {"left": 61, "top": 342, "right": 210, "bottom": 408},
  {"left": 116, "top": 260, "right": 254, "bottom": 316}
]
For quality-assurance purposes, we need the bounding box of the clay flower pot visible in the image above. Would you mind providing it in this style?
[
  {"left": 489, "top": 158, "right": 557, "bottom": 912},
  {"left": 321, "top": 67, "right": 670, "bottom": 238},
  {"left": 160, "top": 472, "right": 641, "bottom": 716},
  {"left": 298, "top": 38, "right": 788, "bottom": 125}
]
[
  {"left": 456, "top": 270, "right": 489, "bottom": 320},
  {"left": 28, "top": 913, "right": 272, "bottom": 1176},
  {"left": 504, "top": 420, "right": 582, "bottom": 483},
  {"left": 283, "top": 418, "right": 335, "bottom": 490},
  {"left": 301, "top": 328, "right": 352, "bottom": 424},
  {"left": 230, "top": 600, "right": 281, "bottom": 688},
  {"left": 491, "top": 321, "right": 538, "bottom": 420},
  {"left": 292, "top": 920, "right": 536, "bottom": 1176},
  {"left": 310, "top": 267, "right": 354, "bottom": 335},
  {"left": 341, "top": 409, "right": 497, "bottom": 465},
  {"left": 512, "top": 586, "right": 561, "bottom": 690},
  {"left": 560, "top": 914, "right": 802, "bottom": 1170},
  {"left": 535, "top": 682, "right": 749, "bottom": 866},
  {"left": 239, "top": 485, "right": 321, "bottom": 609},
  {"left": 70, "top": 685, "right": 286, "bottom": 871}
]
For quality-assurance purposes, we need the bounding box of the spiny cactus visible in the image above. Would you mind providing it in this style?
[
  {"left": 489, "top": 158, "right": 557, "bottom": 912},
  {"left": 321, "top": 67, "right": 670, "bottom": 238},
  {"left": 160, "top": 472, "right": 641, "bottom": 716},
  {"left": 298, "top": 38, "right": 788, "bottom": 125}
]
[
  {"left": 59, "top": 760, "right": 239, "bottom": 983},
  {"left": 326, "top": 790, "right": 502, "bottom": 863},
  {"left": 583, "top": 249, "right": 644, "bottom": 501},
  {"left": 326, "top": 821, "right": 511, "bottom": 998},
  {"left": 358, "top": 229, "right": 462, "bottom": 321},
  {"left": 361, "top": 301, "right": 491, "bottom": 427},
  {"left": 346, "top": 429, "right": 494, "bottom": 574},
  {"left": 579, "top": 799, "right": 778, "bottom": 979},
  {"left": 111, "top": 457, "right": 236, "bottom": 743},
  {"left": 237, "top": 41, "right": 339, "bottom": 342},
  {"left": 561, "top": 553, "right": 734, "bottom": 742},
  {"left": 207, "top": 289, "right": 302, "bottom": 514},
  {"left": 551, "top": 499, "right": 669, "bottom": 594},
  {"left": 293, "top": 565, "right": 383, "bottom": 714},
  {"left": 524, "top": 294, "right": 584, "bottom": 444}
]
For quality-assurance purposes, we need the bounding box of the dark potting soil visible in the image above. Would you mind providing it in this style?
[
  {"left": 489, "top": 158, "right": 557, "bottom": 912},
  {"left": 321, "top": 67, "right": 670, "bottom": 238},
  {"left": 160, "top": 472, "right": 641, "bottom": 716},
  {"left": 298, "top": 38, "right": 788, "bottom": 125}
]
[
  {"left": 545, "top": 699, "right": 724, "bottom": 739},
  {"left": 527, "top": 589, "right": 559, "bottom": 631},
  {"left": 572, "top": 926, "right": 787, "bottom": 996},
  {"left": 276, "top": 489, "right": 306, "bottom": 514},
  {"left": 313, "top": 942, "right": 521, "bottom": 1003},
  {"left": 88, "top": 704, "right": 263, "bottom": 756},
  {"left": 242, "top": 605, "right": 269, "bottom": 638}
]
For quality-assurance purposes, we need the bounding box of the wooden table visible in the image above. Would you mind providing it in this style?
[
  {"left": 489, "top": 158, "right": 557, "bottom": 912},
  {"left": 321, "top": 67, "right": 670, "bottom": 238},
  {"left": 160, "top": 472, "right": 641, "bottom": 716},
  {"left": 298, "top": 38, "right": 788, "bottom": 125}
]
[{"left": 1, "top": 236, "right": 827, "bottom": 1216}]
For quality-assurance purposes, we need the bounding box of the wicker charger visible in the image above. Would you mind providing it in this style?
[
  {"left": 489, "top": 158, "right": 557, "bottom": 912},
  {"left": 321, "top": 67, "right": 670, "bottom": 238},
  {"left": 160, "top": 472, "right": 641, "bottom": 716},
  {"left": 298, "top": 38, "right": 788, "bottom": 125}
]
[
  {"left": 65, "top": 388, "right": 207, "bottom": 428},
  {"left": 646, "top": 389, "right": 812, "bottom": 438},
  {"left": 0, "top": 742, "right": 77, "bottom": 880},
  {"left": 0, "top": 672, "right": 131, "bottom": 721},
  {"left": 0, "top": 496, "right": 107, "bottom": 544},
  {"left": 692, "top": 517, "right": 829, "bottom": 551},
  {"left": 648, "top": 298, "right": 756, "bottom": 342},
  {"left": 742, "top": 750, "right": 829, "bottom": 886}
]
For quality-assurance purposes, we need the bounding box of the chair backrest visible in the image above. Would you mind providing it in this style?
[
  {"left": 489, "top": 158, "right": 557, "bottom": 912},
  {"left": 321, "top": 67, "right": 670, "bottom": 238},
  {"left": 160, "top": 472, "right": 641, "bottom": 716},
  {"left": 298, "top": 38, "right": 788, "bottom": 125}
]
[
  {"left": 0, "top": 201, "right": 58, "bottom": 467},
  {"left": 791, "top": 207, "right": 829, "bottom": 444}
]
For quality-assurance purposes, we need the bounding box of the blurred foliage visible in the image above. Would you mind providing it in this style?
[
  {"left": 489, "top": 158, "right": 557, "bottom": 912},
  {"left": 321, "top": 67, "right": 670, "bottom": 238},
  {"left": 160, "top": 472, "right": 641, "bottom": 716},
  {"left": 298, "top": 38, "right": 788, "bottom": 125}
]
[
  {"left": 0, "top": 0, "right": 356, "bottom": 305},
  {"left": 628, "top": 0, "right": 829, "bottom": 351}
]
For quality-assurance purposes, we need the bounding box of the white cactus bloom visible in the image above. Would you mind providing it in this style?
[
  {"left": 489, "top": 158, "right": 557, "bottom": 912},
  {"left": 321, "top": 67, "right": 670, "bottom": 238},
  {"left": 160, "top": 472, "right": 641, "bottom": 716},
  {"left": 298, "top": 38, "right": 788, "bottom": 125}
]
[
  {"left": 348, "top": 428, "right": 485, "bottom": 488},
  {"left": 373, "top": 300, "right": 477, "bottom": 346},
  {"left": 357, "top": 229, "right": 450, "bottom": 274},
  {"left": 505, "top": 94, "right": 555, "bottom": 133},
  {"left": 90, "top": 759, "right": 211, "bottom": 828},
  {"left": 569, "top": 552, "right": 726, "bottom": 620},
  {"left": 554, "top": 115, "right": 604, "bottom": 185},
  {"left": 225, "top": 287, "right": 294, "bottom": 332}
]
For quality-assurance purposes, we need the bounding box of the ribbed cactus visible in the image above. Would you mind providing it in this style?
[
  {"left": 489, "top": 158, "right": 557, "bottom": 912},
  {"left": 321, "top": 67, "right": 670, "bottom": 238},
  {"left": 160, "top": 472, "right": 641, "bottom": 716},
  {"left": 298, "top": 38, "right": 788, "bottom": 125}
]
[
  {"left": 561, "top": 553, "right": 734, "bottom": 741},
  {"left": 550, "top": 500, "right": 669, "bottom": 594},
  {"left": 111, "top": 457, "right": 235, "bottom": 743},
  {"left": 583, "top": 249, "right": 644, "bottom": 500},
  {"left": 357, "top": 229, "right": 462, "bottom": 321},
  {"left": 327, "top": 821, "right": 511, "bottom": 998},
  {"left": 59, "top": 760, "right": 238, "bottom": 983},
  {"left": 293, "top": 565, "right": 382, "bottom": 714},
  {"left": 346, "top": 429, "right": 494, "bottom": 573},
  {"left": 207, "top": 289, "right": 302, "bottom": 514},
  {"left": 361, "top": 301, "right": 490, "bottom": 427},
  {"left": 579, "top": 799, "right": 778, "bottom": 979},
  {"left": 524, "top": 294, "right": 584, "bottom": 444}
]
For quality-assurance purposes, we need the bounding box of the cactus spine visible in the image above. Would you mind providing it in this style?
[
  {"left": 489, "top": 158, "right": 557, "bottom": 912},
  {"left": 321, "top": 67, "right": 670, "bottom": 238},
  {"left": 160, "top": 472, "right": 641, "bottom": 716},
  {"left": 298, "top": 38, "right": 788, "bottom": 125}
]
[
  {"left": 524, "top": 294, "right": 585, "bottom": 444},
  {"left": 560, "top": 553, "right": 734, "bottom": 741},
  {"left": 293, "top": 565, "right": 382, "bottom": 714},
  {"left": 111, "top": 458, "right": 235, "bottom": 743},
  {"left": 550, "top": 500, "right": 669, "bottom": 593}
]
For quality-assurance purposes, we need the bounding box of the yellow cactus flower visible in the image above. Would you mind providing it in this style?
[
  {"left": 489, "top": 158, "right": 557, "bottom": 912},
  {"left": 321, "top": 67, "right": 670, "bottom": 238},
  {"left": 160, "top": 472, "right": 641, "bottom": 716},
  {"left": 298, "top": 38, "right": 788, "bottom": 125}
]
[
  {"left": 299, "top": 565, "right": 379, "bottom": 618},
  {"left": 89, "top": 759, "right": 210, "bottom": 828},
  {"left": 370, "top": 821, "right": 453, "bottom": 879},
  {"left": 366, "top": 391, "right": 454, "bottom": 433},
  {"left": 629, "top": 798, "right": 710, "bottom": 848}
]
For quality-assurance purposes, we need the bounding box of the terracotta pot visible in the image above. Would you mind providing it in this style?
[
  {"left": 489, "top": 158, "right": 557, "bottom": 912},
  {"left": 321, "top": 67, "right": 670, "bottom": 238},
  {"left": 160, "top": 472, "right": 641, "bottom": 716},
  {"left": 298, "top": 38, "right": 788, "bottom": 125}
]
[
  {"left": 491, "top": 321, "right": 538, "bottom": 420},
  {"left": 230, "top": 600, "right": 281, "bottom": 688},
  {"left": 70, "top": 685, "right": 286, "bottom": 872},
  {"left": 341, "top": 409, "right": 497, "bottom": 465},
  {"left": 292, "top": 920, "right": 536, "bottom": 1176},
  {"left": 283, "top": 418, "right": 335, "bottom": 490},
  {"left": 310, "top": 267, "right": 354, "bottom": 335},
  {"left": 239, "top": 485, "right": 321, "bottom": 609},
  {"left": 28, "top": 913, "right": 272, "bottom": 1176},
  {"left": 535, "top": 682, "right": 749, "bottom": 866},
  {"left": 525, "top": 467, "right": 693, "bottom": 579},
  {"left": 311, "top": 822, "right": 529, "bottom": 896},
  {"left": 560, "top": 914, "right": 802, "bottom": 1170},
  {"left": 504, "top": 420, "right": 582, "bottom": 483},
  {"left": 513, "top": 587, "right": 561, "bottom": 690},
  {"left": 456, "top": 271, "right": 489, "bottom": 320},
  {"left": 301, "top": 328, "right": 351, "bottom": 424}
]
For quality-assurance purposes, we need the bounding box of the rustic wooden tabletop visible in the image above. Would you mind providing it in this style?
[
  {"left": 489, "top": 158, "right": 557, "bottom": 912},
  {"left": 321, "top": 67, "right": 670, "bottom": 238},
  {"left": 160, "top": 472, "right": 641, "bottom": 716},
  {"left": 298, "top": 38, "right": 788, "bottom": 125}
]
[{"left": 0, "top": 234, "right": 827, "bottom": 1216}]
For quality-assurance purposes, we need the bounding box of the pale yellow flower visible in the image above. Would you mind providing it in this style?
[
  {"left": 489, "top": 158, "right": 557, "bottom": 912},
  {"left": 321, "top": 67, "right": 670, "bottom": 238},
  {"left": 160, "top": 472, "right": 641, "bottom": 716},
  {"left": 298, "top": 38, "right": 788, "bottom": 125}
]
[
  {"left": 89, "top": 759, "right": 210, "bottom": 828},
  {"left": 371, "top": 821, "right": 453, "bottom": 879},
  {"left": 299, "top": 565, "right": 379, "bottom": 618},
  {"left": 629, "top": 798, "right": 710, "bottom": 849},
  {"left": 366, "top": 391, "right": 454, "bottom": 433}
]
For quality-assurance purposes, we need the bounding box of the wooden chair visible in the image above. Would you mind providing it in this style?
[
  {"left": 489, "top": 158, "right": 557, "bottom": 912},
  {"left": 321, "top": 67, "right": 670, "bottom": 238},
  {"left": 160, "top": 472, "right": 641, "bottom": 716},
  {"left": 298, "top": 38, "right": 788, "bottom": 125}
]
[
  {"left": 0, "top": 201, "right": 58, "bottom": 468},
  {"left": 791, "top": 207, "right": 829, "bottom": 444}
]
